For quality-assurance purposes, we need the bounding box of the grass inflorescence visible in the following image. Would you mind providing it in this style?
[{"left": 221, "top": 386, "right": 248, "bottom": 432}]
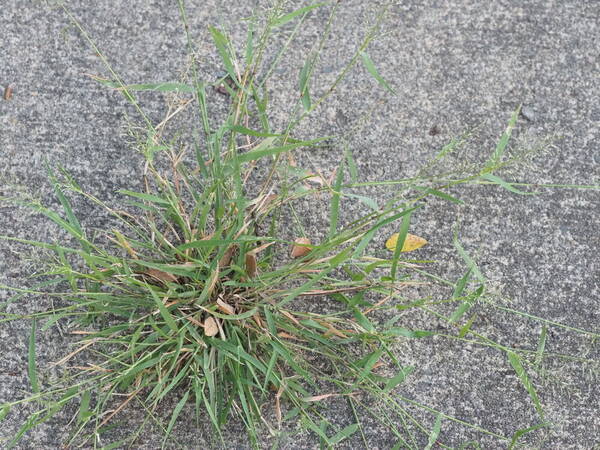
[{"left": 1, "top": 1, "right": 598, "bottom": 449}]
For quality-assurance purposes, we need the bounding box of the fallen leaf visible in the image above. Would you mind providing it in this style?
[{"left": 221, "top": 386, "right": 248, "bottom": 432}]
[
  {"left": 245, "top": 253, "right": 257, "bottom": 277},
  {"left": 216, "top": 297, "right": 235, "bottom": 315},
  {"left": 291, "top": 237, "right": 312, "bottom": 258},
  {"left": 385, "top": 233, "right": 428, "bottom": 252},
  {"left": 204, "top": 316, "right": 219, "bottom": 337},
  {"left": 3, "top": 84, "right": 13, "bottom": 101},
  {"left": 219, "top": 245, "right": 236, "bottom": 267},
  {"left": 145, "top": 268, "right": 178, "bottom": 284}
]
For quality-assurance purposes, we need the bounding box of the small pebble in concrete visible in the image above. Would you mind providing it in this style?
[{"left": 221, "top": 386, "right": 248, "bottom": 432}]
[{"left": 520, "top": 105, "right": 536, "bottom": 122}]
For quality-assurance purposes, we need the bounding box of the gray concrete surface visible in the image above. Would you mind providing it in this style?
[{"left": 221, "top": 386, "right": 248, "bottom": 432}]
[{"left": 1, "top": 1, "right": 599, "bottom": 448}]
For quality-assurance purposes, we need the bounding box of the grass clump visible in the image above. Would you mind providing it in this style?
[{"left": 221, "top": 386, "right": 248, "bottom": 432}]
[{"left": 2, "top": 2, "right": 598, "bottom": 449}]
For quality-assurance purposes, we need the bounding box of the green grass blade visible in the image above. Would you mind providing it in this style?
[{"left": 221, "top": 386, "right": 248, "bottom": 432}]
[
  {"left": 205, "top": 307, "right": 258, "bottom": 321},
  {"left": 92, "top": 79, "right": 194, "bottom": 92},
  {"left": 353, "top": 207, "right": 419, "bottom": 258},
  {"left": 273, "top": 3, "right": 326, "bottom": 27},
  {"left": 7, "top": 411, "right": 42, "bottom": 449},
  {"left": 329, "top": 423, "right": 359, "bottom": 445},
  {"left": 508, "top": 422, "right": 549, "bottom": 449},
  {"left": 507, "top": 351, "right": 544, "bottom": 420},
  {"left": 450, "top": 285, "right": 484, "bottom": 323},
  {"left": 487, "top": 106, "right": 520, "bottom": 167},
  {"left": 237, "top": 136, "right": 329, "bottom": 163},
  {"left": 385, "top": 327, "right": 434, "bottom": 338},
  {"left": 148, "top": 286, "right": 179, "bottom": 333},
  {"left": 453, "top": 230, "right": 485, "bottom": 283},
  {"left": 452, "top": 268, "right": 471, "bottom": 298},
  {"left": 46, "top": 165, "right": 84, "bottom": 236},
  {"left": 344, "top": 144, "right": 359, "bottom": 182},
  {"left": 299, "top": 57, "right": 312, "bottom": 111},
  {"left": 77, "top": 391, "right": 92, "bottom": 424},
  {"left": 229, "top": 124, "right": 280, "bottom": 137},
  {"left": 424, "top": 413, "right": 442, "bottom": 450},
  {"left": 344, "top": 193, "right": 379, "bottom": 211},
  {"left": 208, "top": 26, "right": 237, "bottom": 83},
  {"left": 303, "top": 417, "right": 331, "bottom": 446},
  {"left": 390, "top": 211, "right": 412, "bottom": 279},
  {"left": 458, "top": 314, "right": 477, "bottom": 338},
  {"left": 162, "top": 391, "right": 190, "bottom": 448},
  {"left": 480, "top": 173, "right": 538, "bottom": 195},
  {"left": 118, "top": 189, "right": 171, "bottom": 206},
  {"left": 328, "top": 159, "right": 345, "bottom": 237},
  {"left": 28, "top": 319, "right": 40, "bottom": 394},
  {"left": 100, "top": 438, "right": 131, "bottom": 450},
  {"left": 383, "top": 366, "right": 415, "bottom": 392},
  {"left": 0, "top": 404, "right": 10, "bottom": 421},
  {"left": 359, "top": 51, "right": 395, "bottom": 94},
  {"left": 415, "top": 186, "right": 464, "bottom": 205}
]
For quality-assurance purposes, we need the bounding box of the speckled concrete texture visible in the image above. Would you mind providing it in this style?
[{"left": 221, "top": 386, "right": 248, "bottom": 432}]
[{"left": 1, "top": 1, "right": 598, "bottom": 448}]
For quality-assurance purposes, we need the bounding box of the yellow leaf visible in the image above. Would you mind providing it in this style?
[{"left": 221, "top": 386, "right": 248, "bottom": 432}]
[{"left": 385, "top": 233, "right": 428, "bottom": 252}]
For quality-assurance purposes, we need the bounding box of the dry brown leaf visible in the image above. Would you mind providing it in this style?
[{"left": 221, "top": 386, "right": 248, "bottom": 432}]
[
  {"left": 4, "top": 84, "right": 14, "bottom": 101},
  {"left": 204, "top": 316, "right": 219, "bottom": 337},
  {"left": 145, "top": 268, "right": 178, "bottom": 284},
  {"left": 291, "top": 237, "right": 312, "bottom": 258},
  {"left": 216, "top": 298, "right": 235, "bottom": 315},
  {"left": 219, "top": 245, "right": 236, "bottom": 267},
  {"left": 245, "top": 253, "right": 257, "bottom": 278}
]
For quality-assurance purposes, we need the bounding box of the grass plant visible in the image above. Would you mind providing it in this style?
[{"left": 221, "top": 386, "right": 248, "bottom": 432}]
[{"left": 1, "top": 1, "right": 598, "bottom": 449}]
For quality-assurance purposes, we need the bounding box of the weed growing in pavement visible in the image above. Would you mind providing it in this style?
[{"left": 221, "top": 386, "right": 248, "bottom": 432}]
[{"left": 1, "top": 1, "right": 598, "bottom": 449}]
